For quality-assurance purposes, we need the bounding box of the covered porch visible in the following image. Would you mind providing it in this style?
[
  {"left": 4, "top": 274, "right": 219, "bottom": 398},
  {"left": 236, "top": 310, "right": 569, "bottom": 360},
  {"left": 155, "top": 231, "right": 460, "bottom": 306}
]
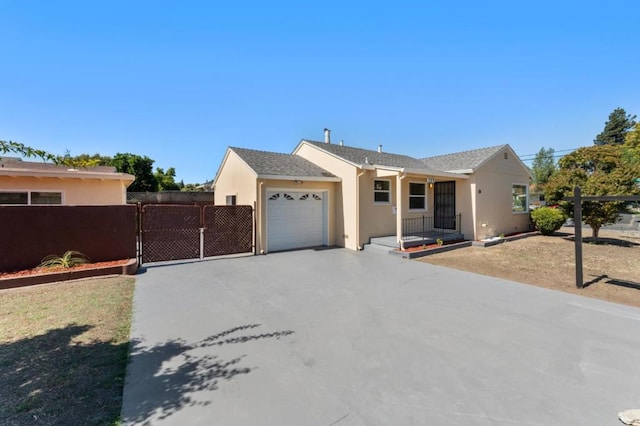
[
  {"left": 368, "top": 165, "right": 466, "bottom": 251},
  {"left": 369, "top": 213, "right": 464, "bottom": 250}
]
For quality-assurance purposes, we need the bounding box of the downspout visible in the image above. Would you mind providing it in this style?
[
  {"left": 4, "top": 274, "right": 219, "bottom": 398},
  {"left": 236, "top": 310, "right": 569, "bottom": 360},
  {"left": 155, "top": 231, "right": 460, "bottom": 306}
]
[
  {"left": 258, "top": 180, "right": 264, "bottom": 254},
  {"left": 355, "top": 168, "right": 366, "bottom": 250},
  {"left": 397, "top": 172, "right": 407, "bottom": 250}
]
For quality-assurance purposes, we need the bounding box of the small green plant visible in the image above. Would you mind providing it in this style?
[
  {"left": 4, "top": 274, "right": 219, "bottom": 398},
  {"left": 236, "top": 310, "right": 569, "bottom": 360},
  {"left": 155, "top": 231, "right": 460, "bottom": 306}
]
[
  {"left": 530, "top": 207, "right": 567, "bottom": 236},
  {"left": 39, "top": 250, "right": 90, "bottom": 269},
  {"left": 499, "top": 233, "right": 505, "bottom": 238},
  {"left": 436, "top": 238, "right": 444, "bottom": 246}
]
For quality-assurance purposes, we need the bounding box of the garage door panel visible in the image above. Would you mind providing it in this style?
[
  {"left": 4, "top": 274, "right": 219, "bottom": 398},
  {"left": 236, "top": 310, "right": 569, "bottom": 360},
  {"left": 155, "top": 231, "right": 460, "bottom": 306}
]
[{"left": 267, "top": 191, "right": 325, "bottom": 252}]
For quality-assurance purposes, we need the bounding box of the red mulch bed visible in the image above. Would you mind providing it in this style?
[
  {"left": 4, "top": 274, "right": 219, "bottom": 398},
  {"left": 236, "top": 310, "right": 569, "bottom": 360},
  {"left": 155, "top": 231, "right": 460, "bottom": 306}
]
[
  {"left": 400, "top": 240, "right": 465, "bottom": 252},
  {"left": 0, "top": 260, "right": 130, "bottom": 280}
]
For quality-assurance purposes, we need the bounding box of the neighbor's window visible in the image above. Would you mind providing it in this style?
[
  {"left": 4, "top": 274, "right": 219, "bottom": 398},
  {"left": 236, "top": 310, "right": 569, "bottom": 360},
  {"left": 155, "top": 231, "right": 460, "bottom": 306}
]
[
  {"left": 373, "top": 180, "right": 390, "bottom": 203},
  {"left": 226, "top": 195, "right": 237, "bottom": 205},
  {"left": 0, "top": 191, "right": 62, "bottom": 205},
  {"left": 0, "top": 192, "right": 28, "bottom": 204},
  {"left": 31, "top": 192, "right": 62, "bottom": 205},
  {"left": 409, "top": 182, "right": 426, "bottom": 210},
  {"left": 512, "top": 184, "right": 528, "bottom": 213}
]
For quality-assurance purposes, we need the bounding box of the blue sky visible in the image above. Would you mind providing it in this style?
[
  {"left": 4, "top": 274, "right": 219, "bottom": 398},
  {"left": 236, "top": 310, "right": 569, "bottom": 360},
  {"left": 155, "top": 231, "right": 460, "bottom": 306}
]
[{"left": 1, "top": 1, "right": 639, "bottom": 184}]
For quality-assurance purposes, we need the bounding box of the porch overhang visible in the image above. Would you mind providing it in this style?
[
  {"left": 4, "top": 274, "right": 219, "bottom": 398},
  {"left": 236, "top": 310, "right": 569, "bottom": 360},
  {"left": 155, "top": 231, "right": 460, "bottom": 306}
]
[{"left": 369, "top": 165, "right": 468, "bottom": 180}]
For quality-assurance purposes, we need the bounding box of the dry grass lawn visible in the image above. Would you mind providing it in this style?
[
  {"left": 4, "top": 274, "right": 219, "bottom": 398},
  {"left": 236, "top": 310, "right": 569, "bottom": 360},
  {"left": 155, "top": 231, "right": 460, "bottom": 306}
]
[
  {"left": 0, "top": 276, "right": 135, "bottom": 425},
  {"left": 420, "top": 228, "right": 640, "bottom": 308}
]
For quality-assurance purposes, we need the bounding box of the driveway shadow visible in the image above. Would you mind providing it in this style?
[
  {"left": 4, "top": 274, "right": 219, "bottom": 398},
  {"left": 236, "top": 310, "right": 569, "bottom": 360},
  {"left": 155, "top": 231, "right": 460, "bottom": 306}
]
[{"left": 122, "top": 324, "right": 294, "bottom": 424}]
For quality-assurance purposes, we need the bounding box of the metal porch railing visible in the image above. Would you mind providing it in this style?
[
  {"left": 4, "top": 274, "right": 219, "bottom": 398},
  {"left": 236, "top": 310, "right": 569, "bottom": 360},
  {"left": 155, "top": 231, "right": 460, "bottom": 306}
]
[{"left": 401, "top": 214, "right": 461, "bottom": 240}]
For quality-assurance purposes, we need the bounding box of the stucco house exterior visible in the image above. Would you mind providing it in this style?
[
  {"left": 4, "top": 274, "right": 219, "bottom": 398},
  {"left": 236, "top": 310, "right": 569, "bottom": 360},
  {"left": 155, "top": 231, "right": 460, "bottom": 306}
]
[
  {"left": 213, "top": 130, "right": 532, "bottom": 253},
  {"left": 0, "top": 157, "right": 135, "bottom": 205}
]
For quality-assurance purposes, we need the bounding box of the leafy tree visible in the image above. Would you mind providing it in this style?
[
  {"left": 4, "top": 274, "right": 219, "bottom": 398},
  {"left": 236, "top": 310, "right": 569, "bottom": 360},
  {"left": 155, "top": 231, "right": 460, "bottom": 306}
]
[
  {"left": 59, "top": 152, "right": 112, "bottom": 167},
  {"left": 626, "top": 123, "right": 640, "bottom": 148},
  {"left": 181, "top": 183, "right": 204, "bottom": 192},
  {"left": 593, "top": 107, "right": 637, "bottom": 146},
  {"left": 1, "top": 140, "right": 56, "bottom": 162},
  {"left": 545, "top": 144, "right": 640, "bottom": 237},
  {"left": 2, "top": 140, "right": 103, "bottom": 168},
  {"left": 531, "top": 147, "right": 556, "bottom": 190},
  {"left": 154, "top": 167, "right": 181, "bottom": 191},
  {"left": 111, "top": 153, "right": 159, "bottom": 192}
]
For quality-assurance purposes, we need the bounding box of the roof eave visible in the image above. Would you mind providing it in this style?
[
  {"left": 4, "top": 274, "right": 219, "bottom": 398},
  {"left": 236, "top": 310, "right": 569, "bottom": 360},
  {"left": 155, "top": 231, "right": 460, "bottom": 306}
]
[
  {"left": 257, "top": 174, "right": 341, "bottom": 182},
  {"left": 0, "top": 168, "right": 135, "bottom": 181},
  {"left": 213, "top": 147, "right": 259, "bottom": 188},
  {"left": 443, "top": 168, "right": 474, "bottom": 174}
]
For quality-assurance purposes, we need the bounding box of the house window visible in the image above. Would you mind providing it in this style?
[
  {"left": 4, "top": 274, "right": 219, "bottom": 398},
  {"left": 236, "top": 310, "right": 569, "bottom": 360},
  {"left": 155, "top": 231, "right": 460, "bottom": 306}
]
[
  {"left": 373, "top": 180, "right": 390, "bottom": 203},
  {"left": 32, "top": 192, "right": 62, "bottom": 205},
  {"left": 0, "top": 191, "right": 62, "bottom": 205},
  {"left": 409, "top": 182, "right": 426, "bottom": 210},
  {"left": 226, "top": 195, "right": 237, "bottom": 205},
  {"left": 512, "top": 184, "right": 528, "bottom": 213}
]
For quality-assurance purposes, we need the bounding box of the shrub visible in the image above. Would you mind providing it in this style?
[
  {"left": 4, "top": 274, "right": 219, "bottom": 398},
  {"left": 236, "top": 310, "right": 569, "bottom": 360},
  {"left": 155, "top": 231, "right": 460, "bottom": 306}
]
[
  {"left": 530, "top": 207, "right": 566, "bottom": 235},
  {"left": 39, "top": 250, "right": 90, "bottom": 269}
]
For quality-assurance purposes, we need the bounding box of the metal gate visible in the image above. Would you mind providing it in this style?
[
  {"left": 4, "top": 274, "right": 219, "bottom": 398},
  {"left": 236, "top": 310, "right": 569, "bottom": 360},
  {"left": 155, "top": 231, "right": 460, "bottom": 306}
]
[{"left": 139, "top": 204, "right": 253, "bottom": 264}]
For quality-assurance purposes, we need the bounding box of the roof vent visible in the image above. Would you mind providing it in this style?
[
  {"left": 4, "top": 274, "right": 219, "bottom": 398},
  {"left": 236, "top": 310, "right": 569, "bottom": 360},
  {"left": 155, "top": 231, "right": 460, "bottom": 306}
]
[
  {"left": 339, "top": 139, "right": 344, "bottom": 146},
  {"left": 378, "top": 144, "right": 383, "bottom": 153},
  {"left": 324, "top": 128, "right": 331, "bottom": 144}
]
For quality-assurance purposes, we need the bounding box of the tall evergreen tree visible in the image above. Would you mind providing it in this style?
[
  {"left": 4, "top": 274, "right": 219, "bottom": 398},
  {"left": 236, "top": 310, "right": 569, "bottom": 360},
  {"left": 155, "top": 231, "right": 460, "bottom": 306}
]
[
  {"left": 593, "top": 108, "right": 637, "bottom": 145},
  {"left": 531, "top": 147, "right": 556, "bottom": 190}
]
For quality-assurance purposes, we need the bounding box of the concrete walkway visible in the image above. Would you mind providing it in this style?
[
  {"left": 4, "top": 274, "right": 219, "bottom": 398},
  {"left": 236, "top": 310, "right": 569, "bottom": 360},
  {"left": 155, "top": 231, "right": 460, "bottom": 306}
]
[{"left": 122, "top": 248, "right": 640, "bottom": 425}]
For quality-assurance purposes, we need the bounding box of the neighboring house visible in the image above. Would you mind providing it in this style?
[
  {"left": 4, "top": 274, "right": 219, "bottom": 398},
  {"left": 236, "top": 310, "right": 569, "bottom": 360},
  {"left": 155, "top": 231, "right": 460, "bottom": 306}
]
[
  {"left": 213, "top": 130, "right": 532, "bottom": 252},
  {"left": 0, "top": 157, "right": 135, "bottom": 205},
  {"left": 197, "top": 179, "right": 214, "bottom": 191}
]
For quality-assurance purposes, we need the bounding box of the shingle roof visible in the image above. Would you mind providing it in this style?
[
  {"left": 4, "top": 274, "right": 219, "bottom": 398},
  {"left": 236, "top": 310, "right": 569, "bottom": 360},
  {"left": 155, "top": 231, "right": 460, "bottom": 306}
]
[
  {"left": 421, "top": 145, "right": 507, "bottom": 172},
  {"left": 302, "top": 140, "right": 429, "bottom": 169},
  {"left": 230, "top": 147, "right": 336, "bottom": 178}
]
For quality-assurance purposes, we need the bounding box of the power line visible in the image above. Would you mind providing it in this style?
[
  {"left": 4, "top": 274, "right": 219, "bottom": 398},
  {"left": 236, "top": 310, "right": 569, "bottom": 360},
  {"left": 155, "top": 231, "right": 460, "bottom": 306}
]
[
  {"left": 521, "top": 155, "right": 575, "bottom": 163},
  {"left": 519, "top": 148, "right": 580, "bottom": 159}
]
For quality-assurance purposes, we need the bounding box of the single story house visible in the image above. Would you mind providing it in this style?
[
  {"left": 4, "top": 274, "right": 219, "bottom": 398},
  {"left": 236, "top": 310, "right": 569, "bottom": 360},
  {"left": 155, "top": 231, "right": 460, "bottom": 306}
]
[
  {"left": 0, "top": 157, "right": 135, "bottom": 205},
  {"left": 213, "top": 130, "right": 532, "bottom": 252}
]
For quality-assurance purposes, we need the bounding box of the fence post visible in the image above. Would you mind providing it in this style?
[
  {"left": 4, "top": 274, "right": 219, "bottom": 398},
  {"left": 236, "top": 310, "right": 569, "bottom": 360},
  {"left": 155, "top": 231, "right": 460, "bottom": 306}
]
[
  {"left": 137, "top": 202, "right": 143, "bottom": 266},
  {"left": 574, "top": 187, "right": 583, "bottom": 288}
]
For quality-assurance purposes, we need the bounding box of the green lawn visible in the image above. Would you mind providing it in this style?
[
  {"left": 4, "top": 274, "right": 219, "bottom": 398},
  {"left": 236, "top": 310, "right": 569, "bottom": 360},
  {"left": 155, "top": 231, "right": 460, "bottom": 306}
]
[{"left": 0, "top": 277, "right": 135, "bottom": 425}]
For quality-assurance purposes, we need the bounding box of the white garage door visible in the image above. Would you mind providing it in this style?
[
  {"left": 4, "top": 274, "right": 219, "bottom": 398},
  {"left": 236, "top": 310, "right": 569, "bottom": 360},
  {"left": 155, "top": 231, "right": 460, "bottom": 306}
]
[{"left": 267, "top": 191, "right": 326, "bottom": 252}]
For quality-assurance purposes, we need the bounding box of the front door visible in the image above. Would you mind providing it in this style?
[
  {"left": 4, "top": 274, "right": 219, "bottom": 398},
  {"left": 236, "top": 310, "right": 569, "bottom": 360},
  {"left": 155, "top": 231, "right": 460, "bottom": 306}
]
[{"left": 434, "top": 181, "right": 456, "bottom": 229}]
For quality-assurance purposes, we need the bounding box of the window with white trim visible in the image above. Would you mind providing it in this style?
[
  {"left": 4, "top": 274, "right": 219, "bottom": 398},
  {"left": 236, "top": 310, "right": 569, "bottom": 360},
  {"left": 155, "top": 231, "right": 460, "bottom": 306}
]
[
  {"left": 226, "top": 195, "right": 237, "bottom": 205},
  {"left": 512, "top": 184, "right": 528, "bottom": 213},
  {"left": 0, "top": 191, "right": 62, "bottom": 205},
  {"left": 409, "top": 182, "right": 426, "bottom": 210},
  {"left": 373, "top": 180, "right": 390, "bottom": 203}
]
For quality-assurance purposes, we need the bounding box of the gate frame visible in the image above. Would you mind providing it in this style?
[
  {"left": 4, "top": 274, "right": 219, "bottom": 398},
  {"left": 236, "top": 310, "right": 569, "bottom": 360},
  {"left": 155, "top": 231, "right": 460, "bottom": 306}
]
[{"left": 137, "top": 203, "right": 255, "bottom": 265}]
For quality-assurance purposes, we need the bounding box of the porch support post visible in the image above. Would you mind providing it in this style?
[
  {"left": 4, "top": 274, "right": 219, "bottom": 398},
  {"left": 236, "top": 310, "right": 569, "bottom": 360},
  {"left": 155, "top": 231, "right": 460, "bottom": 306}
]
[{"left": 396, "top": 173, "right": 405, "bottom": 250}]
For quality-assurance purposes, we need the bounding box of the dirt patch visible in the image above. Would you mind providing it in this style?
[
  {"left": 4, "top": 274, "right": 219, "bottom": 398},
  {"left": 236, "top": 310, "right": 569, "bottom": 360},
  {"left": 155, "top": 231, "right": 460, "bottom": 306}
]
[
  {"left": 419, "top": 228, "right": 640, "bottom": 308},
  {"left": 0, "top": 259, "right": 130, "bottom": 279}
]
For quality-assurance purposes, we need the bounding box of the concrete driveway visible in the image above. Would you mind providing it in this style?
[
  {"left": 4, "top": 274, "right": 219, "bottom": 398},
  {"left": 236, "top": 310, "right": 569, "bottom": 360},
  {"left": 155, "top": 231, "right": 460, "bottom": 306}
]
[{"left": 122, "top": 248, "right": 640, "bottom": 425}]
